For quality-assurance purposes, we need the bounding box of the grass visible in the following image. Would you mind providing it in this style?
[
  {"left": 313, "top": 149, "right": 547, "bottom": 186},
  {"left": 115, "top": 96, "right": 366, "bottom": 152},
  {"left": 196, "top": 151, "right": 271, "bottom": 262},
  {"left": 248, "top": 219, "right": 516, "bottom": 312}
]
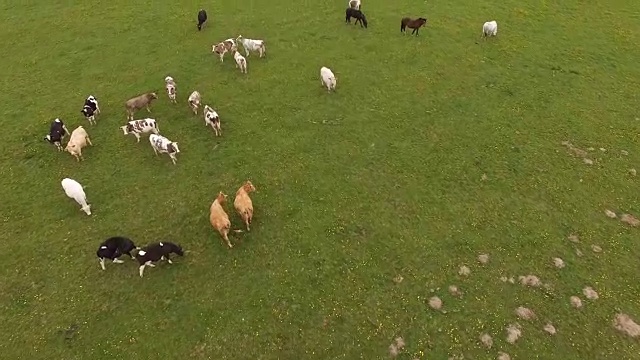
[{"left": 1, "top": 0, "right": 640, "bottom": 358}]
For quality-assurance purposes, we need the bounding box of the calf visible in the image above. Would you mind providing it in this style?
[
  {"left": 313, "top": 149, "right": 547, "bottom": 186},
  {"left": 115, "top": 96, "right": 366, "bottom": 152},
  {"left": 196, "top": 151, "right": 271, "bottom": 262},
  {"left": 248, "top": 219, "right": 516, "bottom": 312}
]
[
  {"left": 210, "top": 192, "right": 233, "bottom": 248},
  {"left": 320, "top": 66, "right": 337, "bottom": 92},
  {"left": 212, "top": 38, "right": 237, "bottom": 62},
  {"left": 197, "top": 9, "right": 208, "bottom": 31},
  {"left": 125, "top": 92, "right": 158, "bottom": 121},
  {"left": 149, "top": 134, "right": 180, "bottom": 165},
  {"left": 96, "top": 236, "right": 139, "bottom": 270},
  {"left": 345, "top": 8, "right": 368, "bottom": 28},
  {"left": 234, "top": 180, "right": 256, "bottom": 231},
  {"left": 188, "top": 91, "right": 201, "bottom": 114},
  {"left": 135, "top": 241, "right": 184, "bottom": 278},
  {"left": 348, "top": 0, "right": 361, "bottom": 10},
  {"left": 65, "top": 126, "right": 93, "bottom": 161},
  {"left": 233, "top": 51, "right": 247, "bottom": 74},
  {"left": 165, "top": 76, "right": 177, "bottom": 103},
  {"left": 84, "top": 95, "right": 101, "bottom": 115},
  {"left": 203, "top": 105, "right": 221, "bottom": 136},
  {"left": 482, "top": 20, "right": 498, "bottom": 38},
  {"left": 61, "top": 178, "right": 91, "bottom": 215},
  {"left": 44, "top": 118, "right": 69, "bottom": 151},
  {"left": 120, "top": 118, "right": 159, "bottom": 142},
  {"left": 236, "top": 35, "right": 266, "bottom": 58},
  {"left": 80, "top": 105, "right": 97, "bottom": 125}
]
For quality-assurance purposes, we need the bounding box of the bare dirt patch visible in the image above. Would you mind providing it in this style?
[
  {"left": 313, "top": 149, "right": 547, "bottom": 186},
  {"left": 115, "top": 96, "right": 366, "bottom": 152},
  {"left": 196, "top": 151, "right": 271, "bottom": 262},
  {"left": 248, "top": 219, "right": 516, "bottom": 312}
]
[
  {"left": 497, "top": 352, "right": 511, "bottom": 360},
  {"left": 605, "top": 209, "right": 617, "bottom": 219},
  {"left": 567, "top": 234, "right": 580, "bottom": 243},
  {"left": 448, "top": 285, "right": 462, "bottom": 297},
  {"left": 478, "top": 254, "right": 490, "bottom": 264},
  {"left": 519, "top": 275, "right": 542, "bottom": 287},
  {"left": 591, "top": 245, "right": 602, "bottom": 253}
]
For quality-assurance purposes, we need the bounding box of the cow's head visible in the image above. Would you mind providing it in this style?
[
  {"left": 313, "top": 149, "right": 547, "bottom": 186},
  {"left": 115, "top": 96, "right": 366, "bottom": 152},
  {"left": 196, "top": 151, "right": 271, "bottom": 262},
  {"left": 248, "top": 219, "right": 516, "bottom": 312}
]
[
  {"left": 243, "top": 180, "right": 256, "bottom": 193},
  {"left": 164, "top": 76, "right": 173, "bottom": 83},
  {"left": 81, "top": 204, "right": 92, "bottom": 215},
  {"left": 149, "top": 92, "right": 158, "bottom": 100},
  {"left": 216, "top": 192, "right": 228, "bottom": 204},
  {"left": 172, "top": 243, "right": 185, "bottom": 256},
  {"left": 120, "top": 125, "right": 132, "bottom": 135},
  {"left": 44, "top": 134, "right": 51, "bottom": 142},
  {"left": 169, "top": 142, "right": 180, "bottom": 153}
]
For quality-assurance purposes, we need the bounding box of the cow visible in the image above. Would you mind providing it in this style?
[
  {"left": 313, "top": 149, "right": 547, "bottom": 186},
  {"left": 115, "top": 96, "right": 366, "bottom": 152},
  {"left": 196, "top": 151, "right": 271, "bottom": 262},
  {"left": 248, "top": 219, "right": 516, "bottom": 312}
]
[
  {"left": 236, "top": 35, "right": 266, "bottom": 58},
  {"left": 203, "top": 105, "right": 221, "bottom": 136},
  {"left": 233, "top": 51, "right": 247, "bottom": 74},
  {"left": 96, "top": 236, "right": 139, "bottom": 270},
  {"left": 61, "top": 178, "right": 91, "bottom": 215},
  {"left": 65, "top": 126, "right": 93, "bottom": 161},
  {"left": 197, "top": 9, "right": 208, "bottom": 31},
  {"left": 212, "top": 38, "right": 237, "bottom": 62},
  {"left": 149, "top": 134, "right": 180, "bottom": 165},
  {"left": 320, "top": 67, "right": 337, "bottom": 92},
  {"left": 125, "top": 92, "right": 158, "bottom": 121},
  {"left": 120, "top": 118, "right": 159, "bottom": 142},
  {"left": 482, "top": 20, "right": 498, "bottom": 38},
  {"left": 135, "top": 241, "right": 184, "bottom": 278},
  {"left": 345, "top": 8, "right": 368, "bottom": 28},
  {"left": 234, "top": 180, "right": 256, "bottom": 231},
  {"left": 188, "top": 91, "right": 201, "bottom": 114},
  {"left": 84, "top": 95, "right": 101, "bottom": 115},
  {"left": 44, "top": 118, "right": 69, "bottom": 151},
  {"left": 165, "top": 76, "right": 177, "bottom": 103}
]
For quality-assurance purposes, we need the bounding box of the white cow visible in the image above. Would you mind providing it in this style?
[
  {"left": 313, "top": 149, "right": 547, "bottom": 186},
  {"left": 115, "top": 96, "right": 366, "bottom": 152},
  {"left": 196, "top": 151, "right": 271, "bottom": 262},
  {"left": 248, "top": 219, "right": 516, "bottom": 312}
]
[
  {"left": 65, "top": 126, "right": 93, "bottom": 161},
  {"left": 203, "top": 105, "right": 221, "bottom": 136},
  {"left": 165, "top": 76, "right": 177, "bottom": 103},
  {"left": 61, "top": 178, "right": 91, "bottom": 215},
  {"left": 320, "top": 67, "right": 337, "bottom": 92},
  {"left": 120, "top": 118, "right": 159, "bottom": 142},
  {"left": 482, "top": 20, "right": 498, "bottom": 38},
  {"left": 233, "top": 51, "right": 247, "bottom": 74},
  {"left": 188, "top": 91, "right": 201, "bottom": 114},
  {"left": 149, "top": 134, "right": 181, "bottom": 165},
  {"left": 236, "top": 35, "right": 266, "bottom": 58}
]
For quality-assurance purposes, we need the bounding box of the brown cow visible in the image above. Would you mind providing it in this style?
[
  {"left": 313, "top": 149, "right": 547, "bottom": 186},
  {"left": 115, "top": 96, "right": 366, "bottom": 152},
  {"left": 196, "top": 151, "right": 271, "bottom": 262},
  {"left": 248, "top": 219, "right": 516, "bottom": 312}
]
[
  {"left": 212, "top": 38, "right": 238, "bottom": 62},
  {"left": 234, "top": 181, "right": 256, "bottom": 231},
  {"left": 210, "top": 192, "right": 233, "bottom": 248},
  {"left": 125, "top": 92, "right": 158, "bottom": 120}
]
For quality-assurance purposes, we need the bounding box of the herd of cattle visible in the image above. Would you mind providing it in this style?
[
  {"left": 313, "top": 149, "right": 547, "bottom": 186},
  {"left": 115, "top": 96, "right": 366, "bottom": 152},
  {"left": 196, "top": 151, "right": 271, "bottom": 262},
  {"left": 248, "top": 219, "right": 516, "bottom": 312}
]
[{"left": 42, "top": 2, "right": 499, "bottom": 277}]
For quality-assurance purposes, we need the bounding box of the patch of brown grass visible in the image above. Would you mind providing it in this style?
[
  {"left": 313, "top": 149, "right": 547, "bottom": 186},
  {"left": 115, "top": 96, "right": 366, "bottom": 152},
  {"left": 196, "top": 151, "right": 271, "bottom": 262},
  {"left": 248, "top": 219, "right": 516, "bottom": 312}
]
[
  {"left": 497, "top": 352, "right": 511, "bottom": 360},
  {"left": 543, "top": 323, "right": 557, "bottom": 335},
  {"left": 605, "top": 209, "right": 617, "bottom": 219},
  {"left": 567, "top": 234, "right": 580, "bottom": 243},
  {"left": 478, "top": 254, "right": 490, "bottom": 264},
  {"left": 553, "top": 257, "right": 565, "bottom": 268},
  {"left": 458, "top": 265, "right": 471, "bottom": 276},
  {"left": 591, "top": 245, "right": 602, "bottom": 253},
  {"left": 448, "top": 285, "right": 462, "bottom": 297}
]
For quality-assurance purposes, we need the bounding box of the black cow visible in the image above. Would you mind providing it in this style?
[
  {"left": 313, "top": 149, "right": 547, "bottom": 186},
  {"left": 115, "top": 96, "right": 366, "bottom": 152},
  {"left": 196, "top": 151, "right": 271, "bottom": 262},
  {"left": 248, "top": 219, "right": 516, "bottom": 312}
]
[
  {"left": 197, "top": 9, "right": 208, "bottom": 31},
  {"left": 345, "top": 8, "right": 368, "bottom": 28},
  {"left": 44, "top": 118, "right": 69, "bottom": 151},
  {"left": 135, "top": 242, "right": 184, "bottom": 277},
  {"left": 96, "top": 236, "right": 139, "bottom": 271}
]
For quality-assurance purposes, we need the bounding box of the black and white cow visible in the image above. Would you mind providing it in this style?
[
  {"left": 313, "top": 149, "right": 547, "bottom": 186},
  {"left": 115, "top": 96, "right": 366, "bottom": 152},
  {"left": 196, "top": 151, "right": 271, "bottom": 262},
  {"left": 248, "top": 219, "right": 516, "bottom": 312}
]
[
  {"left": 120, "top": 118, "right": 159, "bottom": 142},
  {"left": 135, "top": 241, "right": 184, "bottom": 277},
  {"left": 96, "top": 236, "right": 139, "bottom": 270},
  {"left": 81, "top": 95, "right": 100, "bottom": 125},
  {"left": 149, "top": 134, "right": 180, "bottom": 165},
  {"left": 44, "top": 118, "right": 69, "bottom": 151}
]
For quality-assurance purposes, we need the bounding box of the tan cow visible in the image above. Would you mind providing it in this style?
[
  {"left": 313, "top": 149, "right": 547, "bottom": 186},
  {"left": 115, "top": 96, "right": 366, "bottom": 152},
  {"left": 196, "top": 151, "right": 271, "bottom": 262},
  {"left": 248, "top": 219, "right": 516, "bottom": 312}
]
[
  {"left": 210, "top": 192, "right": 233, "bottom": 248},
  {"left": 125, "top": 92, "right": 158, "bottom": 120},
  {"left": 65, "top": 126, "right": 93, "bottom": 161},
  {"left": 234, "top": 181, "right": 256, "bottom": 231}
]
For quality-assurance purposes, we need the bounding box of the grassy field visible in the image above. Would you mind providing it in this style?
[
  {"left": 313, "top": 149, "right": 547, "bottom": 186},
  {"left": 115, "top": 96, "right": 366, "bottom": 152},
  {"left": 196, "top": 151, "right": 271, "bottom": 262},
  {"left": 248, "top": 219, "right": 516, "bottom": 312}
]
[{"left": 1, "top": 0, "right": 639, "bottom": 358}]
